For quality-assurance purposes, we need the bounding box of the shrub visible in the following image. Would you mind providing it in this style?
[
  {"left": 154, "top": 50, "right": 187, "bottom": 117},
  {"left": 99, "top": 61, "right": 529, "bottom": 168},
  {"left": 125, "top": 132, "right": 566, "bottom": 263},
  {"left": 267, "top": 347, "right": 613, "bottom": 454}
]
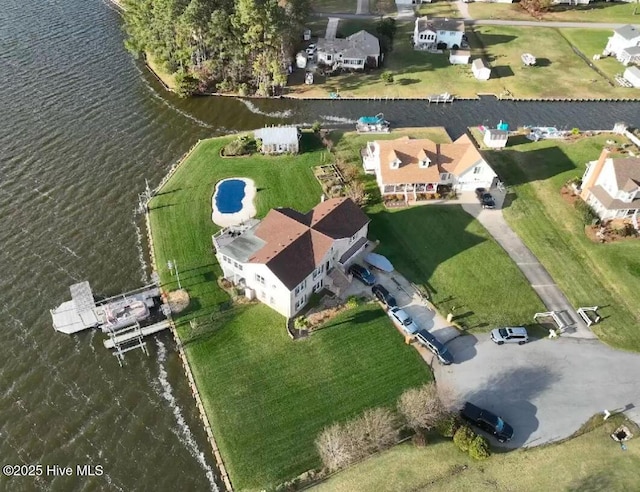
[
  {"left": 571, "top": 127, "right": 580, "bottom": 135},
  {"left": 453, "top": 425, "right": 476, "bottom": 453},
  {"left": 316, "top": 423, "right": 353, "bottom": 472},
  {"left": 574, "top": 200, "right": 598, "bottom": 225},
  {"left": 468, "top": 435, "right": 491, "bottom": 460},
  {"left": 381, "top": 71, "right": 394, "bottom": 84},
  {"left": 435, "top": 413, "right": 461, "bottom": 438},
  {"left": 223, "top": 136, "right": 257, "bottom": 156},
  {"left": 345, "top": 296, "right": 359, "bottom": 309},
  {"left": 311, "top": 121, "right": 322, "bottom": 133},
  {"left": 397, "top": 383, "right": 445, "bottom": 431},
  {"left": 174, "top": 71, "right": 200, "bottom": 97}
]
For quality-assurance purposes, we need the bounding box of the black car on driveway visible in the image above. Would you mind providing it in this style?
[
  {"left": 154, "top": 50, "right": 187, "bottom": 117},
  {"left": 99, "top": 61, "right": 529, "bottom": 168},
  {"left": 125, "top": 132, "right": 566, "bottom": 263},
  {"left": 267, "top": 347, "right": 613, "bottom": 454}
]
[
  {"left": 415, "top": 329, "right": 453, "bottom": 365},
  {"left": 371, "top": 284, "right": 397, "bottom": 309},
  {"left": 348, "top": 263, "right": 376, "bottom": 286},
  {"left": 460, "top": 401, "right": 514, "bottom": 442},
  {"left": 475, "top": 187, "right": 496, "bottom": 209}
]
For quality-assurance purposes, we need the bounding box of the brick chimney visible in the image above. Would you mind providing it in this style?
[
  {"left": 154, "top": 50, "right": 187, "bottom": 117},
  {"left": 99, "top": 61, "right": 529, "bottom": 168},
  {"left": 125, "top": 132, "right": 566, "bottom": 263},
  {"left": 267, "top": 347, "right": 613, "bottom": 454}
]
[{"left": 580, "top": 148, "right": 610, "bottom": 200}]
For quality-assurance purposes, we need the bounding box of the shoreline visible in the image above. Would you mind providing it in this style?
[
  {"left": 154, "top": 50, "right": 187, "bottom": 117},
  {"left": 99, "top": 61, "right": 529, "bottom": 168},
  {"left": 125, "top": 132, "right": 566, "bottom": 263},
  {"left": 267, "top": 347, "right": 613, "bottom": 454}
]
[{"left": 144, "top": 139, "right": 234, "bottom": 492}]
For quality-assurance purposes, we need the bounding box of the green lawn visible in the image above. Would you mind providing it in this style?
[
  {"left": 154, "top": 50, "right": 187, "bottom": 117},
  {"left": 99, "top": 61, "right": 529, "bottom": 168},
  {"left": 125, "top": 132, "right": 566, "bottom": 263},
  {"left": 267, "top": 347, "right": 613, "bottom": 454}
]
[
  {"left": 148, "top": 133, "right": 432, "bottom": 490},
  {"left": 417, "top": 1, "right": 461, "bottom": 18},
  {"left": 485, "top": 135, "right": 640, "bottom": 351},
  {"left": 188, "top": 303, "right": 431, "bottom": 490},
  {"left": 289, "top": 21, "right": 630, "bottom": 99},
  {"left": 312, "top": 414, "right": 640, "bottom": 491},
  {"left": 469, "top": 1, "right": 639, "bottom": 23},
  {"left": 560, "top": 28, "right": 629, "bottom": 82},
  {"left": 311, "top": 0, "right": 357, "bottom": 13}
]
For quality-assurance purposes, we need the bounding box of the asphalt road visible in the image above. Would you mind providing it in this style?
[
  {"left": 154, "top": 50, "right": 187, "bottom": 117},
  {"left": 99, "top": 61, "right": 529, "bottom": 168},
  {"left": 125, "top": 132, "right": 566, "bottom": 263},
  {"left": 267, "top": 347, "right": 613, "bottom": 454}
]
[{"left": 434, "top": 333, "right": 640, "bottom": 448}]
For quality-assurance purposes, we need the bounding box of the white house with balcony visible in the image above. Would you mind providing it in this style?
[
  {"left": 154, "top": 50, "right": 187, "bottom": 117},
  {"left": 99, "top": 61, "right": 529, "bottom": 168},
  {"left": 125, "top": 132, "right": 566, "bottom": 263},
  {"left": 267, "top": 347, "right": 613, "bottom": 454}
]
[
  {"left": 580, "top": 149, "right": 640, "bottom": 226},
  {"left": 212, "top": 198, "right": 370, "bottom": 318},
  {"left": 413, "top": 17, "right": 465, "bottom": 51},
  {"left": 604, "top": 25, "right": 640, "bottom": 65},
  {"left": 361, "top": 134, "right": 497, "bottom": 201}
]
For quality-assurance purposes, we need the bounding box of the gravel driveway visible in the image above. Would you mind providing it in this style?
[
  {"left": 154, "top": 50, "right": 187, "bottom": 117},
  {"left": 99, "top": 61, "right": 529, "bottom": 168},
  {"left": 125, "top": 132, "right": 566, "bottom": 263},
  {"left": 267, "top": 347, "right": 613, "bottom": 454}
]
[{"left": 434, "top": 333, "right": 640, "bottom": 448}]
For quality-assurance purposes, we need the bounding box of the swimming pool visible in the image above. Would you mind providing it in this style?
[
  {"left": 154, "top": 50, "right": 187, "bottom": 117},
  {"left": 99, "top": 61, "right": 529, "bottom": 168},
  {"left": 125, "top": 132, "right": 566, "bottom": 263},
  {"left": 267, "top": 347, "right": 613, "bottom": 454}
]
[{"left": 215, "top": 179, "right": 246, "bottom": 214}]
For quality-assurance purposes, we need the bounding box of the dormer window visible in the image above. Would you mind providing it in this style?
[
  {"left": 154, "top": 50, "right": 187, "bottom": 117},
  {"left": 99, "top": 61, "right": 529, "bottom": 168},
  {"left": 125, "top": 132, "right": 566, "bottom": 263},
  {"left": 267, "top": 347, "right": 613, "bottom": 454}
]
[
  {"left": 390, "top": 158, "right": 401, "bottom": 169},
  {"left": 419, "top": 158, "right": 430, "bottom": 168}
]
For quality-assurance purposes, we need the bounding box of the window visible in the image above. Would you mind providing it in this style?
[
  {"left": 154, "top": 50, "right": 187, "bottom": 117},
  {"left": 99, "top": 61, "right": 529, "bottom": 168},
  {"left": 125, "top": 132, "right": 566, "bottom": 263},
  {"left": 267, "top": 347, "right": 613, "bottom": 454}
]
[
  {"left": 473, "top": 166, "right": 482, "bottom": 175},
  {"left": 269, "top": 296, "right": 275, "bottom": 305},
  {"left": 419, "top": 159, "right": 430, "bottom": 168},
  {"left": 349, "top": 233, "right": 358, "bottom": 244},
  {"left": 255, "top": 274, "right": 265, "bottom": 285},
  {"left": 438, "top": 31, "right": 445, "bottom": 36},
  {"left": 440, "top": 172, "right": 450, "bottom": 181},
  {"left": 390, "top": 158, "right": 401, "bottom": 169}
]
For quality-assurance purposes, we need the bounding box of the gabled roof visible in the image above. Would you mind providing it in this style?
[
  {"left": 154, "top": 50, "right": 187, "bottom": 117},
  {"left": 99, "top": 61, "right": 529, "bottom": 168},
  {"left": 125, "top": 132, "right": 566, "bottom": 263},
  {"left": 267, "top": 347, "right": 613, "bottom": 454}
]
[
  {"left": 254, "top": 126, "right": 299, "bottom": 145},
  {"left": 611, "top": 157, "right": 640, "bottom": 192},
  {"left": 374, "top": 135, "right": 488, "bottom": 185},
  {"left": 416, "top": 16, "right": 465, "bottom": 33},
  {"left": 239, "top": 198, "right": 369, "bottom": 289},
  {"left": 614, "top": 25, "right": 640, "bottom": 41},
  {"left": 317, "top": 30, "right": 380, "bottom": 59}
]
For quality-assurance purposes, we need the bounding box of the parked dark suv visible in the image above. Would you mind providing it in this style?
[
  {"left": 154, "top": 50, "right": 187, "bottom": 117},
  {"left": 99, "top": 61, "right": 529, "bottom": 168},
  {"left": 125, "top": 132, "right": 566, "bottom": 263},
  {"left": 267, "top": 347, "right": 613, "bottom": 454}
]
[
  {"left": 371, "top": 284, "right": 397, "bottom": 309},
  {"left": 475, "top": 187, "right": 496, "bottom": 209},
  {"left": 415, "top": 329, "right": 453, "bottom": 365},
  {"left": 348, "top": 263, "right": 376, "bottom": 286},
  {"left": 461, "top": 401, "right": 514, "bottom": 442}
]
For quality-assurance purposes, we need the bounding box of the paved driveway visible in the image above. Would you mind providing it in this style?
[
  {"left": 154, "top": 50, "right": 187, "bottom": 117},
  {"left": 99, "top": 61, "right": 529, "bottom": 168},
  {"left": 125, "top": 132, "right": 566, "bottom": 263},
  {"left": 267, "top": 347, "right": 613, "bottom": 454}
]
[{"left": 434, "top": 333, "right": 640, "bottom": 448}]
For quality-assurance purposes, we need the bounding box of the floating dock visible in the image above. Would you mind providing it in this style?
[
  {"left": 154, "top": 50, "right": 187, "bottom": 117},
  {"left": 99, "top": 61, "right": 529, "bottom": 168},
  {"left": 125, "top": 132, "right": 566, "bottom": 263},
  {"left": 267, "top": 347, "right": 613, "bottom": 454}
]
[{"left": 51, "top": 281, "right": 171, "bottom": 364}]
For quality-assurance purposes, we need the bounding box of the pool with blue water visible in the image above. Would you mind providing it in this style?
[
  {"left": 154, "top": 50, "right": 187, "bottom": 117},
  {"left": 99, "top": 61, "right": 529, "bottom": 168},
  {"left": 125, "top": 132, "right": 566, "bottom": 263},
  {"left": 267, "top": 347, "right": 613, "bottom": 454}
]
[{"left": 215, "top": 179, "right": 246, "bottom": 214}]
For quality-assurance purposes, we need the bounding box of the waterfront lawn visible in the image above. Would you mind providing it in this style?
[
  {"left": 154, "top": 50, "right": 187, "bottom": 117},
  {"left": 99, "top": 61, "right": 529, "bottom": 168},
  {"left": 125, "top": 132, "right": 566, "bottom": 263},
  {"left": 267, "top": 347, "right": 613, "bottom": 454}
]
[
  {"left": 187, "top": 302, "right": 431, "bottom": 490},
  {"left": 312, "top": 414, "right": 640, "bottom": 491},
  {"left": 560, "top": 29, "right": 627, "bottom": 82},
  {"left": 469, "top": 1, "right": 638, "bottom": 23},
  {"left": 485, "top": 135, "right": 640, "bottom": 351},
  {"left": 148, "top": 133, "right": 325, "bottom": 337},
  {"left": 416, "top": 1, "right": 461, "bottom": 18},
  {"left": 367, "top": 204, "right": 545, "bottom": 330},
  {"left": 288, "top": 22, "right": 627, "bottom": 99}
]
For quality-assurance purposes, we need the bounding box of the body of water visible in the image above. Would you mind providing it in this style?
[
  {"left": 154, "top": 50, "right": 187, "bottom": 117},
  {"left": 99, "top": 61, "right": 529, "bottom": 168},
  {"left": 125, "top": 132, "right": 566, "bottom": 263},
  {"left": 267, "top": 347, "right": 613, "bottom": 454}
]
[{"left": 1, "top": 1, "right": 640, "bottom": 491}]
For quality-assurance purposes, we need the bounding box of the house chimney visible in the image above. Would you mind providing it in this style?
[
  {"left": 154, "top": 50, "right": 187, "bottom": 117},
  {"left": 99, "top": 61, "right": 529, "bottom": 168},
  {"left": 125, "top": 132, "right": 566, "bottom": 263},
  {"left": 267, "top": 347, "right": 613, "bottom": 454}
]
[{"left": 580, "top": 148, "right": 610, "bottom": 200}]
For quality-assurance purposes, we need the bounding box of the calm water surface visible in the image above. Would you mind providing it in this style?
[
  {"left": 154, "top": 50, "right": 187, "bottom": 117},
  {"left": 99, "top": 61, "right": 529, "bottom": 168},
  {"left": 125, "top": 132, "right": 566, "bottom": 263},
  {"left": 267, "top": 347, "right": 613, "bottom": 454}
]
[{"left": 1, "top": 1, "right": 640, "bottom": 491}]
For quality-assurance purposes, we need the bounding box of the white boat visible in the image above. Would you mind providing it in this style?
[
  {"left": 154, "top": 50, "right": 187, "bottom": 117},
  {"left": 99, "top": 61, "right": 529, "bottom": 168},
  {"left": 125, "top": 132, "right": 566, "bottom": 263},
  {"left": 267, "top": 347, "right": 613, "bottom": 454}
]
[
  {"left": 525, "top": 126, "right": 567, "bottom": 141},
  {"left": 428, "top": 92, "right": 454, "bottom": 103}
]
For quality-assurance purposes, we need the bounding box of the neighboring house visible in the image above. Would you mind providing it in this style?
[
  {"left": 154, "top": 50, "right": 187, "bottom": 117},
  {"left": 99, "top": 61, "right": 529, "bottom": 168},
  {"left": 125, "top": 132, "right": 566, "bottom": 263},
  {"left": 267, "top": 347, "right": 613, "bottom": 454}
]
[
  {"left": 396, "top": 0, "right": 428, "bottom": 4},
  {"left": 484, "top": 129, "right": 508, "bottom": 149},
  {"left": 552, "top": 0, "right": 590, "bottom": 4},
  {"left": 472, "top": 59, "right": 491, "bottom": 80},
  {"left": 212, "top": 198, "right": 370, "bottom": 318},
  {"left": 316, "top": 30, "right": 381, "bottom": 70},
  {"left": 254, "top": 126, "right": 300, "bottom": 154},
  {"left": 604, "top": 25, "right": 640, "bottom": 63},
  {"left": 624, "top": 66, "right": 640, "bottom": 88},
  {"left": 580, "top": 148, "right": 640, "bottom": 224},
  {"left": 413, "top": 17, "right": 465, "bottom": 51},
  {"left": 361, "top": 134, "right": 498, "bottom": 199},
  {"left": 449, "top": 49, "right": 471, "bottom": 65}
]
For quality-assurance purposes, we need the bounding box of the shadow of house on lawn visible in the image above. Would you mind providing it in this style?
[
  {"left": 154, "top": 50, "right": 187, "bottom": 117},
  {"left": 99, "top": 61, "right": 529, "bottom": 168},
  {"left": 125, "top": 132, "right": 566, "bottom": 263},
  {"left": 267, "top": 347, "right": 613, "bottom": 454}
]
[{"left": 484, "top": 146, "right": 578, "bottom": 187}]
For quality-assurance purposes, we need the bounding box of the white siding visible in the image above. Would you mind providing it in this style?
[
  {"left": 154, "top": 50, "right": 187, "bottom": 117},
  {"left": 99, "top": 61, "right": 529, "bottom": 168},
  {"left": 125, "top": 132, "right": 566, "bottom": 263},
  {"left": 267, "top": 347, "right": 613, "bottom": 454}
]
[{"left": 454, "top": 160, "right": 497, "bottom": 190}]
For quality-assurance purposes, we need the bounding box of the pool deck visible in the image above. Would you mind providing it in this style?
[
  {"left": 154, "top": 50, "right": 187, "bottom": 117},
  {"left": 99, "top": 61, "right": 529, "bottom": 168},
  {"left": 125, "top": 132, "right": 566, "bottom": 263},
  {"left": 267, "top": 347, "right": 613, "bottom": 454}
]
[{"left": 211, "top": 177, "right": 257, "bottom": 227}]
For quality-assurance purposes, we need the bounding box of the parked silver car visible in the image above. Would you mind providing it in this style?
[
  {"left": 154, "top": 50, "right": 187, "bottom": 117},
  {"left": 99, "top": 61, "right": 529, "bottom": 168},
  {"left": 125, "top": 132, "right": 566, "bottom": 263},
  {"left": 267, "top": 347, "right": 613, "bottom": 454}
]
[
  {"left": 490, "top": 326, "right": 529, "bottom": 345},
  {"left": 388, "top": 307, "right": 419, "bottom": 335}
]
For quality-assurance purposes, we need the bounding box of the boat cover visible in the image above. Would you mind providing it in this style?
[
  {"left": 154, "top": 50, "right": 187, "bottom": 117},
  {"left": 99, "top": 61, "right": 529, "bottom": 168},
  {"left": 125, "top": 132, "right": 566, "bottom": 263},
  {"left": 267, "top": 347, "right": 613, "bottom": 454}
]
[{"left": 365, "top": 253, "right": 394, "bottom": 272}]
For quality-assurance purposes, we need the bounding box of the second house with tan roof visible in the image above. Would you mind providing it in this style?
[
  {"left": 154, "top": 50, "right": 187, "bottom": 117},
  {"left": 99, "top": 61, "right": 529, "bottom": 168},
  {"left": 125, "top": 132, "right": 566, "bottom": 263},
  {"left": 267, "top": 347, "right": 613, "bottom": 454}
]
[{"left": 362, "top": 134, "right": 497, "bottom": 201}]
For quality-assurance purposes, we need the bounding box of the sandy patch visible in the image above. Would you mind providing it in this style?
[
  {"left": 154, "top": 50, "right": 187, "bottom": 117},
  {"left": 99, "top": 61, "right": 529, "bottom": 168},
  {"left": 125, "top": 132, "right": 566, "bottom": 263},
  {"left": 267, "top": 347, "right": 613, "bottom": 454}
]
[{"left": 211, "top": 178, "right": 257, "bottom": 227}]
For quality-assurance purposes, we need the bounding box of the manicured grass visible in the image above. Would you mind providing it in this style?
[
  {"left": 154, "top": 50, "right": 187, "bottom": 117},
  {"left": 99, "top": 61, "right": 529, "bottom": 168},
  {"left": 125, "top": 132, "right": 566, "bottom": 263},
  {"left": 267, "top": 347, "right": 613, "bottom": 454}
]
[
  {"left": 560, "top": 28, "right": 629, "bottom": 82},
  {"left": 312, "top": 414, "right": 640, "bottom": 491},
  {"left": 311, "top": 0, "right": 357, "bottom": 13},
  {"left": 469, "top": 1, "right": 639, "bottom": 23},
  {"left": 148, "top": 133, "right": 433, "bottom": 489},
  {"left": 188, "top": 303, "right": 432, "bottom": 490},
  {"left": 367, "top": 205, "right": 545, "bottom": 330},
  {"left": 417, "top": 1, "right": 461, "bottom": 18},
  {"left": 288, "top": 21, "right": 629, "bottom": 99},
  {"left": 484, "top": 134, "right": 640, "bottom": 351}
]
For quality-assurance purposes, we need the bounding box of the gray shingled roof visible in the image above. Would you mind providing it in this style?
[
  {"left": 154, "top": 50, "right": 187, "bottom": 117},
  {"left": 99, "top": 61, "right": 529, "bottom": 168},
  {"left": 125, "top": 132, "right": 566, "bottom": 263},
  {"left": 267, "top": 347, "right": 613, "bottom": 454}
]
[
  {"left": 416, "top": 16, "right": 465, "bottom": 33},
  {"left": 614, "top": 25, "right": 640, "bottom": 41},
  {"left": 317, "top": 30, "right": 380, "bottom": 59},
  {"left": 622, "top": 46, "right": 640, "bottom": 56},
  {"left": 254, "top": 126, "right": 299, "bottom": 145}
]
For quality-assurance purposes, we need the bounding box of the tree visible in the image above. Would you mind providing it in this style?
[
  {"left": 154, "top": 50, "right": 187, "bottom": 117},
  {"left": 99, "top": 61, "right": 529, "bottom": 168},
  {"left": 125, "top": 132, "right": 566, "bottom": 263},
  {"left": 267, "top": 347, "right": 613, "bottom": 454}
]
[
  {"left": 174, "top": 71, "right": 200, "bottom": 97},
  {"left": 316, "top": 423, "right": 353, "bottom": 472},
  {"left": 358, "top": 407, "right": 400, "bottom": 452},
  {"left": 397, "top": 383, "right": 446, "bottom": 431},
  {"left": 345, "top": 180, "right": 370, "bottom": 206}
]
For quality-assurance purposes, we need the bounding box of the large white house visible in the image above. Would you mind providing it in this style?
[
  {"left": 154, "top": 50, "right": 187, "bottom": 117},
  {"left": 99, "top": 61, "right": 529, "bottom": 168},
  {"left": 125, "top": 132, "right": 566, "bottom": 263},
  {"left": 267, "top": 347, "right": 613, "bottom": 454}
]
[
  {"left": 316, "top": 30, "right": 381, "bottom": 70},
  {"left": 212, "top": 198, "right": 370, "bottom": 318},
  {"left": 362, "top": 134, "right": 497, "bottom": 200},
  {"left": 604, "top": 25, "right": 640, "bottom": 65},
  {"left": 413, "top": 17, "right": 465, "bottom": 50},
  {"left": 580, "top": 148, "right": 640, "bottom": 224}
]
